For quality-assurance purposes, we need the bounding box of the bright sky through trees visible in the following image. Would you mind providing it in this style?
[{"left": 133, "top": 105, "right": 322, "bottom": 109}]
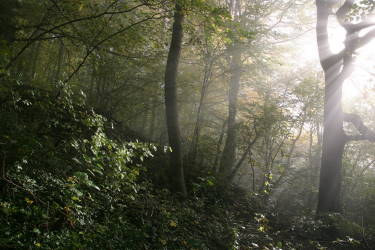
[
  {"left": 3, "top": 0, "right": 375, "bottom": 248},
  {"left": 289, "top": 13, "right": 375, "bottom": 105}
]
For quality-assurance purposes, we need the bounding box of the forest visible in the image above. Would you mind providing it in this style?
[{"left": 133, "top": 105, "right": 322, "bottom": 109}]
[{"left": 1, "top": 0, "right": 375, "bottom": 249}]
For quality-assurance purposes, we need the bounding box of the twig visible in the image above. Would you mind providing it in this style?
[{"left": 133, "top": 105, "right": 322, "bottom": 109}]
[
  {"left": 4, "top": 3, "right": 146, "bottom": 70},
  {"left": 63, "top": 14, "right": 166, "bottom": 84}
]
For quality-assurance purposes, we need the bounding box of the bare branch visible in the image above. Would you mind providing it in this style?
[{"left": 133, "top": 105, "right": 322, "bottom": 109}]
[
  {"left": 344, "top": 113, "right": 375, "bottom": 142},
  {"left": 63, "top": 14, "right": 165, "bottom": 83},
  {"left": 14, "top": 35, "right": 65, "bottom": 42},
  {"left": 355, "top": 27, "right": 375, "bottom": 49},
  {"left": 4, "top": 3, "right": 147, "bottom": 70},
  {"left": 347, "top": 20, "right": 375, "bottom": 33}
]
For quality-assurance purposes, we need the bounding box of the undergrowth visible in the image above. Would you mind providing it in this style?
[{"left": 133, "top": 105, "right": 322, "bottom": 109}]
[{"left": 0, "top": 80, "right": 373, "bottom": 249}]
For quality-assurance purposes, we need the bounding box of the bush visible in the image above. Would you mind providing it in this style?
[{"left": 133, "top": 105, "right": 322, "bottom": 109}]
[{"left": 0, "top": 80, "right": 156, "bottom": 248}]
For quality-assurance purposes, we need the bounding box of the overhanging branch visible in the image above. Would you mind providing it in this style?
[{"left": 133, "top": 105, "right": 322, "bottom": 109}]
[
  {"left": 63, "top": 14, "right": 165, "bottom": 83},
  {"left": 355, "top": 28, "right": 375, "bottom": 49},
  {"left": 344, "top": 113, "right": 375, "bottom": 142},
  {"left": 347, "top": 21, "right": 375, "bottom": 33},
  {"left": 4, "top": 3, "right": 147, "bottom": 70}
]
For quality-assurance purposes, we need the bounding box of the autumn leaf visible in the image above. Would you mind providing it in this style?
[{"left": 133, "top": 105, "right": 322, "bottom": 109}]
[
  {"left": 25, "top": 197, "right": 34, "bottom": 205},
  {"left": 169, "top": 220, "right": 177, "bottom": 227}
]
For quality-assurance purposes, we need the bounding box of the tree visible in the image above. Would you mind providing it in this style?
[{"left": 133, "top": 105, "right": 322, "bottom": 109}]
[
  {"left": 316, "top": 0, "right": 375, "bottom": 214},
  {"left": 217, "top": 0, "right": 304, "bottom": 186},
  {"left": 164, "top": 1, "right": 187, "bottom": 196}
]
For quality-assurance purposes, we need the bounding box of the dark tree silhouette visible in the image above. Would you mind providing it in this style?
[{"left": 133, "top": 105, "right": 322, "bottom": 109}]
[{"left": 164, "top": 2, "right": 187, "bottom": 196}]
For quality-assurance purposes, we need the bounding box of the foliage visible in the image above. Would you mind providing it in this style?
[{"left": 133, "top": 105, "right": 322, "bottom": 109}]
[
  {"left": 1, "top": 81, "right": 372, "bottom": 249},
  {"left": 1, "top": 0, "right": 375, "bottom": 248},
  {"left": 0, "top": 80, "right": 265, "bottom": 249},
  {"left": 0, "top": 80, "right": 156, "bottom": 248}
]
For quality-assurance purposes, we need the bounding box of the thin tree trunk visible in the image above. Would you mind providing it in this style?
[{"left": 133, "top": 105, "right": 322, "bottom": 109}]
[
  {"left": 219, "top": 47, "right": 241, "bottom": 181},
  {"left": 28, "top": 41, "right": 42, "bottom": 81},
  {"left": 250, "top": 159, "right": 256, "bottom": 192},
  {"left": 164, "top": 2, "right": 187, "bottom": 196},
  {"left": 148, "top": 97, "right": 157, "bottom": 140},
  {"left": 213, "top": 118, "right": 227, "bottom": 173},
  {"left": 306, "top": 125, "right": 315, "bottom": 208},
  {"left": 272, "top": 112, "right": 307, "bottom": 189},
  {"left": 189, "top": 56, "right": 213, "bottom": 165},
  {"left": 228, "top": 133, "right": 259, "bottom": 183},
  {"left": 53, "top": 40, "right": 64, "bottom": 84}
]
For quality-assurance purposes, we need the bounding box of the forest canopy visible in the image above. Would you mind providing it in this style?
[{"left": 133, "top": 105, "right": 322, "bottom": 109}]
[{"left": 1, "top": 0, "right": 375, "bottom": 249}]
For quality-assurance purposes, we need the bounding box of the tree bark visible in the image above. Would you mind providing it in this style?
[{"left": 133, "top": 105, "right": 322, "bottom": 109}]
[
  {"left": 316, "top": 0, "right": 375, "bottom": 214},
  {"left": 316, "top": 0, "right": 347, "bottom": 214},
  {"left": 218, "top": 0, "right": 242, "bottom": 185},
  {"left": 219, "top": 47, "right": 241, "bottom": 182},
  {"left": 317, "top": 71, "right": 346, "bottom": 213},
  {"left": 164, "top": 2, "right": 187, "bottom": 196}
]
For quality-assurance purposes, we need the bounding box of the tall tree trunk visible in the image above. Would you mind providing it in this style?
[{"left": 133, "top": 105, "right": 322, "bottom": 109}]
[
  {"left": 315, "top": 0, "right": 375, "bottom": 214},
  {"left": 164, "top": 2, "right": 187, "bottom": 196},
  {"left": 218, "top": 0, "right": 242, "bottom": 185},
  {"left": 317, "top": 74, "right": 346, "bottom": 213},
  {"left": 218, "top": 47, "right": 241, "bottom": 182},
  {"left": 316, "top": 0, "right": 346, "bottom": 214}
]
